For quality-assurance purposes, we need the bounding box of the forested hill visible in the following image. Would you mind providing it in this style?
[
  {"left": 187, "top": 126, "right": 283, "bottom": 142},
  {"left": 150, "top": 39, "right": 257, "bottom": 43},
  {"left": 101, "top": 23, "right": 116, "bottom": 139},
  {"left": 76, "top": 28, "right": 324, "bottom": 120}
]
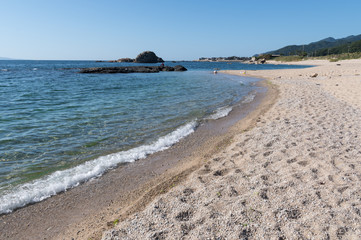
[
  {"left": 265, "top": 34, "right": 361, "bottom": 56},
  {"left": 316, "top": 39, "right": 361, "bottom": 56}
]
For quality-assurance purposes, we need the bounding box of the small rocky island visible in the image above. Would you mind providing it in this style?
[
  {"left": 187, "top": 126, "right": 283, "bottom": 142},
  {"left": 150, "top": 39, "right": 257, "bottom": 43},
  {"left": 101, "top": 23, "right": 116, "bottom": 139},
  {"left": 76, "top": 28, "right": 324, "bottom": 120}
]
[
  {"left": 83, "top": 51, "right": 187, "bottom": 73},
  {"left": 96, "top": 51, "right": 165, "bottom": 63}
]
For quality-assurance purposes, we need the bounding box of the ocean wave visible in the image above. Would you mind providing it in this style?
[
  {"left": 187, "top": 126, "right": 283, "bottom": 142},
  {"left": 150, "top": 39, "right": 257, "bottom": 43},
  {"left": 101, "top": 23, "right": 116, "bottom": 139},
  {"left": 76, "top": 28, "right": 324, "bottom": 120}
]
[
  {"left": 0, "top": 121, "right": 197, "bottom": 214},
  {"left": 207, "top": 106, "right": 233, "bottom": 120},
  {"left": 242, "top": 93, "right": 255, "bottom": 103}
]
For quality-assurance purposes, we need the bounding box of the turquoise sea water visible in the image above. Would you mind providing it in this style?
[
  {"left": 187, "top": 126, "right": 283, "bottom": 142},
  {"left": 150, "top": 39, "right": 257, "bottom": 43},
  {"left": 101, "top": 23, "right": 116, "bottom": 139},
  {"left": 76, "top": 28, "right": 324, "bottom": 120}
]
[{"left": 0, "top": 60, "right": 308, "bottom": 213}]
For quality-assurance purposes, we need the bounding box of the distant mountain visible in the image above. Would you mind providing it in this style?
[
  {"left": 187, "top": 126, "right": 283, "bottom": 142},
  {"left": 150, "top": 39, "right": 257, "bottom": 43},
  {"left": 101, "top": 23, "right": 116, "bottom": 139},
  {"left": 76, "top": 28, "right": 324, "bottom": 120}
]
[
  {"left": 0, "top": 57, "right": 15, "bottom": 60},
  {"left": 265, "top": 34, "right": 361, "bottom": 56}
]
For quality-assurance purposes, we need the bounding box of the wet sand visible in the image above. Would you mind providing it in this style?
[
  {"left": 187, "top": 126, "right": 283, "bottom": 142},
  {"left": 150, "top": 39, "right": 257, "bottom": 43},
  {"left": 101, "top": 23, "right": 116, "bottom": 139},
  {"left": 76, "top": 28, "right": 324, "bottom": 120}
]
[
  {"left": 103, "top": 59, "right": 361, "bottom": 239},
  {"left": 0, "top": 78, "right": 274, "bottom": 239}
]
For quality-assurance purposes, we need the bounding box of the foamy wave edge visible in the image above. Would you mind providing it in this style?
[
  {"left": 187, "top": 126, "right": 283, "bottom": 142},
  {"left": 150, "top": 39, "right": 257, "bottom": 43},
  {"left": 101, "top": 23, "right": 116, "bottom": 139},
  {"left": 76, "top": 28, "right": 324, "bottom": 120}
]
[
  {"left": 0, "top": 121, "right": 197, "bottom": 214},
  {"left": 242, "top": 93, "right": 256, "bottom": 103},
  {"left": 207, "top": 106, "right": 233, "bottom": 120}
]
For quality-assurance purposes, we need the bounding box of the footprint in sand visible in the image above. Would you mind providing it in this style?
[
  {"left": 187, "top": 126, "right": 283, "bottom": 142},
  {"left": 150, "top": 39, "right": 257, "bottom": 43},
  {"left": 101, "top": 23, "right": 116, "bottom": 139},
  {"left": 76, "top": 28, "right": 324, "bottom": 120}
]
[
  {"left": 175, "top": 210, "right": 193, "bottom": 222},
  {"left": 287, "top": 158, "right": 297, "bottom": 164},
  {"left": 198, "top": 164, "right": 211, "bottom": 175},
  {"left": 297, "top": 160, "right": 308, "bottom": 166},
  {"left": 259, "top": 188, "right": 269, "bottom": 200},
  {"left": 213, "top": 169, "right": 230, "bottom": 177},
  {"left": 228, "top": 186, "right": 239, "bottom": 197}
]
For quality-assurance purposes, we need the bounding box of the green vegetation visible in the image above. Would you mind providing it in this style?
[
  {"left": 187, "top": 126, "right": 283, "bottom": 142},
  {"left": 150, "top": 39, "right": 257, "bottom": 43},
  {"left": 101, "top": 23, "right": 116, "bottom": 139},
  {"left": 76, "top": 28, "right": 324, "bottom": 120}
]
[
  {"left": 255, "top": 54, "right": 273, "bottom": 60},
  {"left": 272, "top": 51, "right": 361, "bottom": 62},
  {"left": 274, "top": 40, "right": 361, "bottom": 62},
  {"left": 113, "top": 219, "right": 119, "bottom": 226},
  {"left": 273, "top": 55, "right": 305, "bottom": 62},
  {"left": 265, "top": 34, "right": 361, "bottom": 57},
  {"left": 315, "top": 39, "right": 361, "bottom": 56},
  {"left": 315, "top": 52, "right": 361, "bottom": 61},
  {"left": 256, "top": 34, "right": 361, "bottom": 63}
]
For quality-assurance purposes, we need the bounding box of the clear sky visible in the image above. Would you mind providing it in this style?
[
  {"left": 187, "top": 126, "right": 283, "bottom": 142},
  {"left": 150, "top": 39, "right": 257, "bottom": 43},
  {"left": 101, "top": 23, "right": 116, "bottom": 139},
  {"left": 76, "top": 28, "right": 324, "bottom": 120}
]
[{"left": 1, "top": 0, "right": 361, "bottom": 60}]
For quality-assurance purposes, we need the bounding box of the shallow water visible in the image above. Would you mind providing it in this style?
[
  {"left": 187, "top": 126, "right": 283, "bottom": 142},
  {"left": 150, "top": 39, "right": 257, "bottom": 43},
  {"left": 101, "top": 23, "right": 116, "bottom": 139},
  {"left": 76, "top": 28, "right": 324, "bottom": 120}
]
[{"left": 0, "top": 60, "right": 308, "bottom": 213}]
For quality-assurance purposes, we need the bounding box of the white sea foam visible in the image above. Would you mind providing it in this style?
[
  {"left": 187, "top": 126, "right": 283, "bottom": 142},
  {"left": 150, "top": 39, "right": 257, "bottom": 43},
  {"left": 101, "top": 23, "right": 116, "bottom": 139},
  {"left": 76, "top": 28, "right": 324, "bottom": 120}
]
[
  {"left": 207, "top": 106, "right": 233, "bottom": 120},
  {"left": 242, "top": 93, "right": 255, "bottom": 103},
  {"left": 0, "top": 121, "right": 197, "bottom": 214},
  {"left": 1, "top": 69, "right": 8, "bottom": 71}
]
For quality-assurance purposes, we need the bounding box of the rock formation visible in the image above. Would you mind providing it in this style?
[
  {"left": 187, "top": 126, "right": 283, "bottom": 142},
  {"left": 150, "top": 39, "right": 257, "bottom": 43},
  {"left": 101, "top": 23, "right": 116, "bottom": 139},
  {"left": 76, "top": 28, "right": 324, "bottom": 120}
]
[
  {"left": 257, "top": 58, "right": 266, "bottom": 64},
  {"left": 96, "top": 51, "right": 165, "bottom": 64},
  {"left": 134, "top": 51, "right": 164, "bottom": 63},
  {"left": 117, "top": 58, "right": 134, "bottom": 62},
  {"left": 173, "top": 65, "right": 187, "bottom": 71}
]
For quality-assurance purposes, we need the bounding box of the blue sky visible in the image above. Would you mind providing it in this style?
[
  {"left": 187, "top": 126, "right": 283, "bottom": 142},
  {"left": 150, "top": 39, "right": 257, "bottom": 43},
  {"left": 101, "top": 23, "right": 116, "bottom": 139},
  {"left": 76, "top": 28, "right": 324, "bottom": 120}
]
[{"left": 1, "top": 0, "right": 361, "bottom": 60}]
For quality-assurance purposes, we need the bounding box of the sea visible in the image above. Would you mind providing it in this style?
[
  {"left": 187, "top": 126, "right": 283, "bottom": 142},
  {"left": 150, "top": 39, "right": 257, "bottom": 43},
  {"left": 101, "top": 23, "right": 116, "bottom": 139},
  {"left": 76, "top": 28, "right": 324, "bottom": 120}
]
[{"left": 0, "top": 60, "right": 308, "bottom": 214}]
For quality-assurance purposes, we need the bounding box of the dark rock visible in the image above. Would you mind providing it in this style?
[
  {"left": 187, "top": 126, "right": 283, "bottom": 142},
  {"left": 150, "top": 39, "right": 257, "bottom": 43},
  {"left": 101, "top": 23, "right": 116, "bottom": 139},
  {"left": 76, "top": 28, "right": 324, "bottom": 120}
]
[
  {"left": 117, "top": 58, "right": 134, "bottom": 62},
  {"left": 135, "top": 51, "right": 164, "bottom": 63},
  {"left": 79, "top": 65, "right": 187, "bottom": 74},
  {"left": 159, "top": 66, "right": 174, "bottom": 71},
  {"left": 257, "top": 58, "right": 266, "bottom": 64},
  {"left": 174, "top": 65, "right": 187, "bottom": 71}
]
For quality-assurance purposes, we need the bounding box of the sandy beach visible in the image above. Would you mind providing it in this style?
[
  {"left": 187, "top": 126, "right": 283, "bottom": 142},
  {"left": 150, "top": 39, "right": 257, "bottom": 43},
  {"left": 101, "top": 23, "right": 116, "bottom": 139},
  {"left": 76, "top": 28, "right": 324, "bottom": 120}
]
[
  {"left": 3, "top": 1, "right": 361, "bottom": 239},
  {"left": 1, "top": 59, "right": 361, "bottom": 240},
  {"left": 103, "top": 59, "right": 361, "bottom": 239}
]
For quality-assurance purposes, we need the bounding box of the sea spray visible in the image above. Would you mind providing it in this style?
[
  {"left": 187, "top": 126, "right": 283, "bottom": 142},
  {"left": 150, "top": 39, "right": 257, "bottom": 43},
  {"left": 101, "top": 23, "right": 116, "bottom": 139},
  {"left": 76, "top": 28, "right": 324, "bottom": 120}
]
[{"left": 0, "top": 121, "right": 197, "bottom": 214}]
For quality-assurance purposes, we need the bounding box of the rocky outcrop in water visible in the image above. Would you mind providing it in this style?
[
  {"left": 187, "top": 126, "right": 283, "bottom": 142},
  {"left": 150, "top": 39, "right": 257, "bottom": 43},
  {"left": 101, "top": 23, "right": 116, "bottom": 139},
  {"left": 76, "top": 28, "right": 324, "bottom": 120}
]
[
  {"left": 174, "top": 65, "right": 187, "bottom": 71},
  {"left": 96, "top": 51, "right": 164, "bottom": 63},
  {"left": 79, "top": 65, "right": 187, "bottom": 74},
  {"left": 96, "top": 58, "right": 134, "bottom": 63},
  {"left": 117, "top": 58, "right": 134, "bottom": 62},
  {"left": 135, "top": 51, "right": 164, "bottom": 63}
]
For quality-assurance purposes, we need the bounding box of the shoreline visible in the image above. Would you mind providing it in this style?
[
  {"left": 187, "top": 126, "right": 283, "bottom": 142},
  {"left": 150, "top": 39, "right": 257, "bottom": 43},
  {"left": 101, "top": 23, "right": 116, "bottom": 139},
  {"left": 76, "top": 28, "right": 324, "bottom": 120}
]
[
  {"left": 103, "top": 59, "right": 361, "bottom": 239},
  {"left": 0, "top": 76, "right": 277, "bottom": 239}
]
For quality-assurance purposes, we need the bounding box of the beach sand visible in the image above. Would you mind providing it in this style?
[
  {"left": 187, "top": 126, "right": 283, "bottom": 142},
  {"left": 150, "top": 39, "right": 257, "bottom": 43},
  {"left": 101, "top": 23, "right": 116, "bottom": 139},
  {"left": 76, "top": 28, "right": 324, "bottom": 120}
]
[{"left": 103, "top": 59, "right": 361, "bottom": 239}]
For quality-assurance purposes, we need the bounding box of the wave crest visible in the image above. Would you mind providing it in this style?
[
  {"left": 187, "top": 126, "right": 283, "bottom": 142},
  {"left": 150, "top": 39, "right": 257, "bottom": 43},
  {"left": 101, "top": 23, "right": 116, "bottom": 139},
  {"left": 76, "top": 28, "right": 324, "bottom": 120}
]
[{"left": 0, "top": 121, "right": 197, "bottom": 214}]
